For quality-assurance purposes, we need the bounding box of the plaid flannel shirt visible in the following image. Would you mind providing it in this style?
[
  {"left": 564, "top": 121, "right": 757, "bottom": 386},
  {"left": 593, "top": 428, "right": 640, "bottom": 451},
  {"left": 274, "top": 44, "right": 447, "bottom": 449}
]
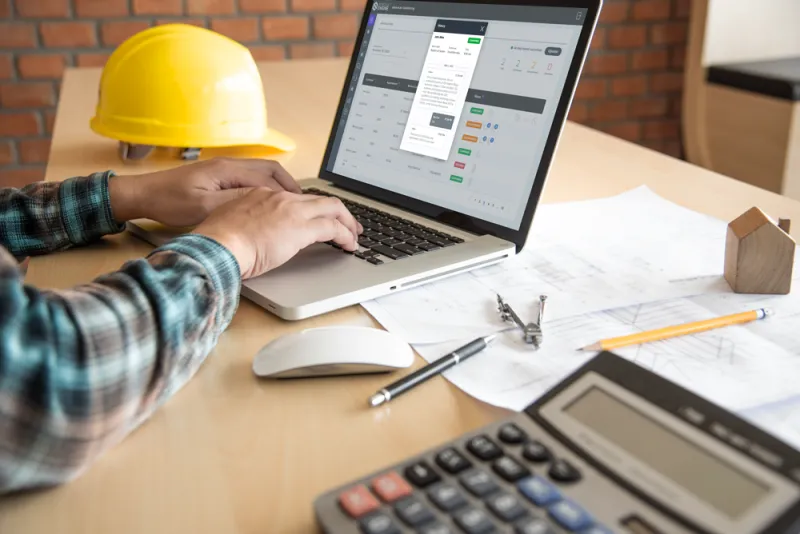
[{"left": 0, "top": 171, "right": 241, "bottom": 494}]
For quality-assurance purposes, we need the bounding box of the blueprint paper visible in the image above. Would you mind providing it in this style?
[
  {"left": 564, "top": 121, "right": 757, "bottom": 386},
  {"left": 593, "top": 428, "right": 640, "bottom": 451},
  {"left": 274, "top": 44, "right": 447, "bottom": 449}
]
[{"left": 361, "top": 186, "right": 732, "bottom": 344}]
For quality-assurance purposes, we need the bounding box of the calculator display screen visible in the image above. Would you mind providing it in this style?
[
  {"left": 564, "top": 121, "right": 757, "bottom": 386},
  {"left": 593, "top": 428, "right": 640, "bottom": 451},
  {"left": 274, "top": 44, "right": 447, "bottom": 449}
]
[
  {"left": 564, "top": 386, "right": 771, "bottom": 519},
  {"left": 325, "top": 1, "right": 588, "bottom": 231}
]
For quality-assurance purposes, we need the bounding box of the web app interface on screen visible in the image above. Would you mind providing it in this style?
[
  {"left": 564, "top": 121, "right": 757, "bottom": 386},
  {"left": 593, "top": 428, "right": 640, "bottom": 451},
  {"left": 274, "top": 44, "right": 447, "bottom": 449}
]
[{"left": 327, "top": 1, "right": 587, "bottom": 230}]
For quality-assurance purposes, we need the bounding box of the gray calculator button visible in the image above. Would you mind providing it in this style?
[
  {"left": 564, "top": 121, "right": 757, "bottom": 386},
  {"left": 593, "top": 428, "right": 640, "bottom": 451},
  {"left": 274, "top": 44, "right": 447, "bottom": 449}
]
[
  {"left": 492, "top": 455, "right": 531, "bottom": 482},
  {"left": 427, "top": 482, "right": 468, "bottom": 511},
  {"left": 514, "top": 516, "right": 555, "bottom": 534},
  {"left": 394, "top": 496, "right": 435, "bottom": 527},
  {"left": 458, "top": 468, "right": 500, "bottom": 497},
  {"left": 358, "top": 511, "right": 401, "bottom": 534},
  {"left": 486, "top": 491, "right": 528, "bottom": 522},
  {"left": 418, "top": 521, "right": 454, "bottom": 534},
  {"left": 453, "top": 506, "right": 497, "bottom": 534}
]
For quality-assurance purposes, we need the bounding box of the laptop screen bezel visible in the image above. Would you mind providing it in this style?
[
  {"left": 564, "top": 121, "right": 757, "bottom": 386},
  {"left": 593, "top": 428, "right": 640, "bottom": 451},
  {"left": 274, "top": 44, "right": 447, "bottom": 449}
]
[{"left": 316, "top": 0, "right": 603, "bottom": 252}]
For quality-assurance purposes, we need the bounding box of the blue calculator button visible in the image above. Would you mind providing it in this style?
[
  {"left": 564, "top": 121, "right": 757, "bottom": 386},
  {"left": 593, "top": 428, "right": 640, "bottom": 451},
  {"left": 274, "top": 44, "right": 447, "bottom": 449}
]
[
  {"left": 516, "top": 475, "right": 561, "bottom": 506},
  {"left": 579, "top": 525, "right": 613, "bottom": 534},
  {"left": 548, "top": 499, "right": 593, "bottom": 531}
]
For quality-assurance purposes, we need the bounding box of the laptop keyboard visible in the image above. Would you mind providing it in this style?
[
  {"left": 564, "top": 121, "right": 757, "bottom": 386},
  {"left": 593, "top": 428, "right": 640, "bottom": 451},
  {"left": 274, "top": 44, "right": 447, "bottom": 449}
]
[{"left": 304, "top": 188, "right": 464, "bottom": 265}]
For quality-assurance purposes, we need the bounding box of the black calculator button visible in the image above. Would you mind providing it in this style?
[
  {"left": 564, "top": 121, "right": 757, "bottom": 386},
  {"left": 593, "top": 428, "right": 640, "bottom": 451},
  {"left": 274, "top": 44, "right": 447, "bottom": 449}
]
[
  {"left": 548, "top": 459, "right": 582, "bottom": 484},
  {"left": 498, "top": 423, "right": 527, "bottom": 444},
  {"left": 418, "top": 521, "right": 454, "bottom": 534},
  {"left": 485, "top": 492, "right": 528, "bottom": 522},
  {"left": 358, "top": 511, "right": 402, "bottom": 534},
  {"left": 436, "top": 447, "right": 472, "bottom": 474},
  {"left": 427, "top": 482, "right": 468, "bottom": 512},
  {"left": 492, "top": 456, "right": 531, "bottom": 482},
  {"left": 394, "top": 496, "right": 436, "bottom": 527},
  {"left": 452, "top": 506, "right": 498, "bottom": 534},
  {"left": 458, "top": 468, "right": 500, "bottom": 497},
  {"left": 466, "top": 435, "right": 503, "bottom": 461},
  {"left": 405, "top": 461, "right": 442, "bottom": 488},
  {"left": 514, "top": 517, "right": 556, "bottom": 534},
  {"left": 521, "top": 441, "right": 552, "bottom": 463}
]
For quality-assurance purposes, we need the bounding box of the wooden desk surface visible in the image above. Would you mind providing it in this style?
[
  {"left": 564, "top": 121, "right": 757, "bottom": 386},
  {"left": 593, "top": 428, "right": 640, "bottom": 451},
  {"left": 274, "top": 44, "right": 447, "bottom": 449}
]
[{"left": 2, "top": 58, "right": 799, "bottom": 534}]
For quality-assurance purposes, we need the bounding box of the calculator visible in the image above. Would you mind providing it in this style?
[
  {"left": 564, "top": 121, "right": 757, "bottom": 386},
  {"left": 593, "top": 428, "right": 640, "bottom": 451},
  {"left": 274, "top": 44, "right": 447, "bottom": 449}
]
[{"left": 313, "top": 351, "right": 800, "bottom": 534}]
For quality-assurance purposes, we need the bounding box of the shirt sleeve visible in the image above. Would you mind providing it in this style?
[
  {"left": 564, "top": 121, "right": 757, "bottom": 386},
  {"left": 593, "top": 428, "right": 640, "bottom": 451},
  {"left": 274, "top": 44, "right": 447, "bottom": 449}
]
[
  {"left": 0, "top": 171, "right": 125, "bottom": 258},
  {"left": 0, "top": 234, "right": 241, "bottom": 494}
]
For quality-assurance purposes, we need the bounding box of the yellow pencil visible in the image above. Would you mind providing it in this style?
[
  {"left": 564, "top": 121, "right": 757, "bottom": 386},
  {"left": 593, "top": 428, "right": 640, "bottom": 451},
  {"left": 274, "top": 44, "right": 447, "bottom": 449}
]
[{"left": 578, "top": 308, "right": 773, "bottom": 351}]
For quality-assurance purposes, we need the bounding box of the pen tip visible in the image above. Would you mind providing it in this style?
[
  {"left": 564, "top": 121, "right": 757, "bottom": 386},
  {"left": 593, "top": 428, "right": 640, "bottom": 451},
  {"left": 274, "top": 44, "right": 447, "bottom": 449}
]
[{"left": 369, "top": 393, "right": 386, "bottom": 407}]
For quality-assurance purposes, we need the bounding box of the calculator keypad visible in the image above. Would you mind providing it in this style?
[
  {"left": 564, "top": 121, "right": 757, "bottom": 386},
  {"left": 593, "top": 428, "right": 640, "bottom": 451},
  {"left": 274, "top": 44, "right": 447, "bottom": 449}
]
[{"left": 319, "top": 416, "right": 620, "bottom": 534}]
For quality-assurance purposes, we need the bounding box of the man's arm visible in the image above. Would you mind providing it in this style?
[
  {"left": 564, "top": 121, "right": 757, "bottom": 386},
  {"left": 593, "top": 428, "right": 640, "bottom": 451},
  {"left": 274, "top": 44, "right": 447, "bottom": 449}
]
[
  {"left": 0, "top": 171, "right": 125, "bottom": 258},
  {"left": 0, "top": 234, "right": 240, "bottom": 494}
]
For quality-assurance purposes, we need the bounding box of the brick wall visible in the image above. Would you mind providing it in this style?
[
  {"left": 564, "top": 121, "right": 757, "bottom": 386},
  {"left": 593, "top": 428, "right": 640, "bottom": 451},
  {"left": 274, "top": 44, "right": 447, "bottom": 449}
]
[{"left": 0, "top": 0, "right": 689, "bottom": 186}]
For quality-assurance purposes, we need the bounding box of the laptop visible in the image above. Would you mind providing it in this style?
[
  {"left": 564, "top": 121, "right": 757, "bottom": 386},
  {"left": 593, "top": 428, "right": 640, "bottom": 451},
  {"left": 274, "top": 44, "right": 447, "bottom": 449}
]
[{"left": 128, "top": 0, "right": 602, "bottom": 320}]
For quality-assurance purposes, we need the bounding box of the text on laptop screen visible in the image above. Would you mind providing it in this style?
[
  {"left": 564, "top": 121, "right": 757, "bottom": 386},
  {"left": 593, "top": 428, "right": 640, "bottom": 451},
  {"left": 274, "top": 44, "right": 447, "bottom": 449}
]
[{"left": 326, "top": 1, "right": 588, "bottom": 230}]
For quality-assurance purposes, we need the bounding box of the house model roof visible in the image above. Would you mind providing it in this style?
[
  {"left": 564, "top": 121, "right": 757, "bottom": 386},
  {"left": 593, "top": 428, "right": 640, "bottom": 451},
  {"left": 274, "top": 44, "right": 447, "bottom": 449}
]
[{"left": 729, "top": 206, "right": 794, "bottom": 241}]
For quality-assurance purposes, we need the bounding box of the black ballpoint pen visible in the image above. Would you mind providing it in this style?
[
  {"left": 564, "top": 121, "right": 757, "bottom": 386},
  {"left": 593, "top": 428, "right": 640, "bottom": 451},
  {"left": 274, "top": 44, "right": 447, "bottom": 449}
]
[{"left": 368, "top": 328, "right": 512, "bottom": 407}]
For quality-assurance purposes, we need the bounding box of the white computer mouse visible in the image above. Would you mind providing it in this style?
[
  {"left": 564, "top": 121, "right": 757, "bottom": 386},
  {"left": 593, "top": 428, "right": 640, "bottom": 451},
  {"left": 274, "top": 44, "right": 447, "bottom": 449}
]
[{"left": 252, "top": 326, "right": 415, "bottom": 379}]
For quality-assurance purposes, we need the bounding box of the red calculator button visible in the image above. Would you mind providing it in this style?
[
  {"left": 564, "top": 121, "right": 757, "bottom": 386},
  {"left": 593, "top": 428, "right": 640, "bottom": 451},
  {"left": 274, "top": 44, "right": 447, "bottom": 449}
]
[
  {"left": 338, "top": 485, "right": 380, "bottom": 518},
  {"left": 371, "top": 471, "right": 413, "bottom": 503}
]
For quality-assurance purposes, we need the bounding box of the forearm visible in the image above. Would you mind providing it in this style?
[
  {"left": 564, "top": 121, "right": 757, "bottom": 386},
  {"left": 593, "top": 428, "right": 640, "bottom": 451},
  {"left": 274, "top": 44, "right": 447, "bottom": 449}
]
[
  {"left": 0, "top": 235, "right": 241, "bottom": 494},
  {"left": 0, "top": 172, "right": 125, "bottom": 257}
]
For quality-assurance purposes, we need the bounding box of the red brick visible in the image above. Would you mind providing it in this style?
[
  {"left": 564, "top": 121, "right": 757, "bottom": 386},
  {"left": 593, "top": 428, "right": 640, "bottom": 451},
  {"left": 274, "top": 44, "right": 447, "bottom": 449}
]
[
  {"left": 262, "top": 17, "right": 308, "bottom": 40},
  {"left": 156, "top": 18, "right": 206, "bottom": 27},
  {"left": 17, "top": 54, "right": 66, "bottom": 80},
  {"left": 43, "top": 109, "right": 56, "bottom": 133},
  {"left": 75, "top": 53, "right": 110, "bottom": 67},
  {"left": 313, "top": 14, "right": 358, "bottom": 39},
  {"left": 585, "top": 53, "right": 627, "bottom": 75},
  {"left": 291, "top": 0, "right": 334, "bottom": 11},
  {"left": 0, "top": 54, "right": 11, "bottom": 79},
  {"left": 670, "top": 95, "right": 682, "bottom": 117},
  {"left": 0, "top": 168, "right": 45, "bottom": 187},
  {"left": 187, "top": 0, "right": 234, "bottom": 14},
  {"left": 590, "top": 100, "right": 628, "bottom": 121},
  {"left": 17, "top": 0, "right": 69, "bottom": 17},
  {"left": 341, "top": 0, "right": 366, "bottom": 10},
  {"left": 590, "top": 27, "right": 605, "bottom": 49},
  {"left": 0, "top": 141, "right": 13, "bottom": 165},
  {"left": 41, "top": 22, "right": 96, "bottom": 47},
  {"left": 601, "top": 122, "right": 641, "bottom": 142},
  {"left": 608, "top": 26, "right": 646, "bottom": 49},
  {"left": 0, "top": 22, "right": 36, "bottom": 48},
  {"left": 0, "top": 112, "right": 40, "bottom": 136},
  {"left": 74, "top": 0, "right": 129, "bottom": 17},
  {"left": 248, "top": 45, "right": 286, "bottom": 61},
  {"left": 629, "top": 96, "right": 669, "bottom": 118},
  {"left": 575, "top": 78, "right": 607, "bottom": 99},
  {"left": 133, "top": 0, "right": 182, "bottom": 14},
  {"left": 18, "top": 139, "right": 51, "bottom": 164},
  {"left": 631, "top": 0, "right": 670, "bottom": 21},
  {"left": 0, "top": 83, "right": 54, "bottom": 108},
  {"left": 567, "top": 101, "right": 589, "bottom": 123},
  {"left": 239, "top": 0, "right": 286, "bottom": 12},
  {"left": 631, "top": 49, "right": 668, "bottom": 71},
  {"left": 650, "top": 22, "right": 687, "bottom": 45},
  {"left": 0, "top": 0, "right": 8, "bottom": 17},
  {"left": 337, "top": 40, "right": 355, "bottom": 57},
  {"left": 599, "top": 1, "right": 628, "bottom": 23},
  {"left": 289, "top": 42, "right": 334, "bottom": 59},
  {"left": 100, "top": 21, "right": 151, "bottom": 46},
  {"left": 671, "top": 45, "right": 686, "bottom": 69},
  {"left": 643, "top": 119, "right": 679, "bottom": 140},
  {"left": 211, "top": 18, "right": 259, "bottom": 41},
  {"left": 611, "top": 74, "right": 647, "bottom": 96},
  {"left": 674, "top": 0, "right": 691, "bottom": 19},
  {"left": 650, "top": 72, "right": 683, "bottom": 92}
]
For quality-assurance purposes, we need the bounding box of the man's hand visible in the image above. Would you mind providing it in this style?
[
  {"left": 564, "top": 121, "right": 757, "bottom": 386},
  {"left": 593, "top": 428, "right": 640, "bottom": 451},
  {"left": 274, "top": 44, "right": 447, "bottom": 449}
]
[
  {"left": 192, "top": 189, "right": 362, "bottom": 279},
  {"left": 109, "top": 157, "right": 301, "bottom": 227}
]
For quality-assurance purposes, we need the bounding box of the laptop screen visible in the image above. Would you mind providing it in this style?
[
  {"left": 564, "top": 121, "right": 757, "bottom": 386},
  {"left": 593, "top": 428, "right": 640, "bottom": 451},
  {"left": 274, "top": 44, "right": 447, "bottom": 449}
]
[{"left": 324, "top": 1, "right": 588, "bottom": 231}]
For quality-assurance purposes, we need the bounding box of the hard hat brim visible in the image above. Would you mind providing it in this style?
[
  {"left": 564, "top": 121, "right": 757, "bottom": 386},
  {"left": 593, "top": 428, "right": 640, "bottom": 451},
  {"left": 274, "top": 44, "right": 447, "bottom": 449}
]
[{"left": 260, "top": 127, "right": 296, "bottom": 152}]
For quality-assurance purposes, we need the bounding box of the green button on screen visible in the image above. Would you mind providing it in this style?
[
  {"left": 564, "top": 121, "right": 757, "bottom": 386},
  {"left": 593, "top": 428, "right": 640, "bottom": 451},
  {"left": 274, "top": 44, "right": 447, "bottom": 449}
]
[
  {"left": 458, "top": 148, "right": 472, "bottom": 156},
  {"left": 468, "top": 37, "right": 481, "bottom": 44},
  {"left": 470, "top": 107, "right": 484, "bottom": 115},
  {"left": 450, "top": 175, "right": 464, "bottom": 183}
]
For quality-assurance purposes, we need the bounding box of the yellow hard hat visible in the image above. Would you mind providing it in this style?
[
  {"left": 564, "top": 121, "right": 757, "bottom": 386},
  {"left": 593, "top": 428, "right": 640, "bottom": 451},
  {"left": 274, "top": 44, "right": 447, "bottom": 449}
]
[{"left": 90, "top": 23, "right": 295, "bottom": 160}]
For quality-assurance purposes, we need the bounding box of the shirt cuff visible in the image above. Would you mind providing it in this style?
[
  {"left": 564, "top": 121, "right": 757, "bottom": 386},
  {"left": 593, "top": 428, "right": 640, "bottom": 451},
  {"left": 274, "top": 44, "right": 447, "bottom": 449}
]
[
  {"left": 58, "top": 171, "right": 126, "bottom": 245},
  {"left": 152, "top": 234, "right": 242, "bottom": 325}
]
